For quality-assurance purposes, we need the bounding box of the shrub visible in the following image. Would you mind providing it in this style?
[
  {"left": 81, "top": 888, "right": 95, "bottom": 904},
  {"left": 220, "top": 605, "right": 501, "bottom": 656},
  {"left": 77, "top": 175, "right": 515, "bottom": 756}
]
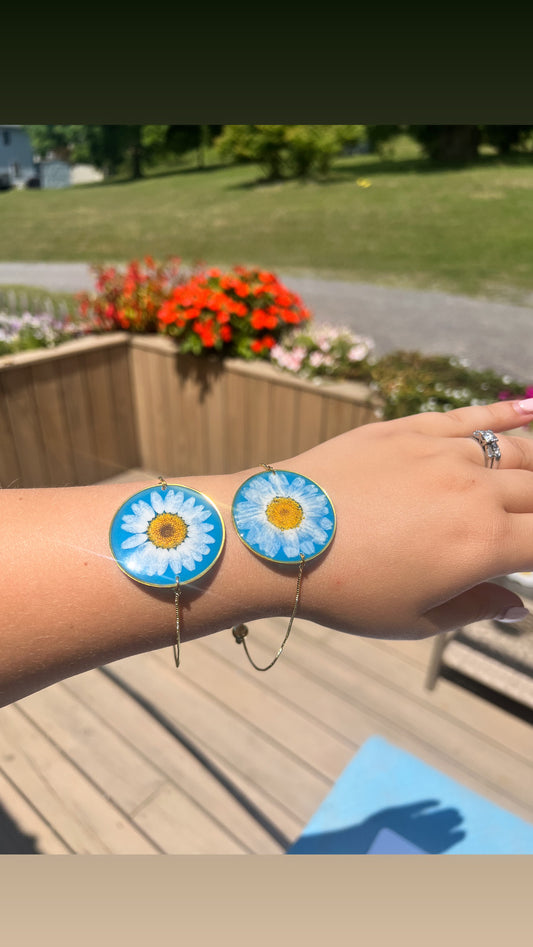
[
  {"left": 76, "top": 256, "right": 185, "bottom": 333},
  {"left": 157, "top": 266, "right": 311, "bottom": 358},
  {"left": 369, "top": 351, "right": 526, "bottom": 420}
]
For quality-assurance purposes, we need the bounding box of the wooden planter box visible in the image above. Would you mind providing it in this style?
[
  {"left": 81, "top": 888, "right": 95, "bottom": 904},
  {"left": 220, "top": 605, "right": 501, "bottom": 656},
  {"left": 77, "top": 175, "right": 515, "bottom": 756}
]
[{"left": 0, "top": 333, "right": 378, "bottom": 488}]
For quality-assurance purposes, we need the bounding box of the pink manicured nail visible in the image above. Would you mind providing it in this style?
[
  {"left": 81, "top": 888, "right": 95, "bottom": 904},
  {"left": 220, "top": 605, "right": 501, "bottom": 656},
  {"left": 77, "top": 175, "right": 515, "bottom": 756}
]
[
  {"left": 495, "top": 606, "right": 531, "bottom": 623},
  {"left": 516, "top": 397, "right": 533, "bottom": 415}
]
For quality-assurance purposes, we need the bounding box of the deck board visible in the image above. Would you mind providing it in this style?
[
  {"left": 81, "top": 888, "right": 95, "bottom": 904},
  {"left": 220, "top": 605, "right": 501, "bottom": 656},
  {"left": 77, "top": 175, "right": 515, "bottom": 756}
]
[
  {"left": 1, "top": 468, "right": 532, "bottom": 853},
  {"left": 63, "top": 669, "right": 285, "bottom": 853},
  {"left": 0, "top": 704, "right": 159, "bottom": 853}
]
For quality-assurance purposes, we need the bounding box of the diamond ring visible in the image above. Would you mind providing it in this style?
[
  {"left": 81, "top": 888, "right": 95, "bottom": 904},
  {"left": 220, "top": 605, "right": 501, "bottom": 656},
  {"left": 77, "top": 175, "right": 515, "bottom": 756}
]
[{"left": 470, "top": 429, "right": 501, "bottom": 468}]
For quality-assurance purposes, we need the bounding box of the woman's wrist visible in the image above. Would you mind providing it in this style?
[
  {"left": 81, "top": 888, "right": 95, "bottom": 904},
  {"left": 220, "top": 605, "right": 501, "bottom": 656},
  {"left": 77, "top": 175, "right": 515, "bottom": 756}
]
[{"left": 105, "top": 468, "right": 307, "bottom": 642}]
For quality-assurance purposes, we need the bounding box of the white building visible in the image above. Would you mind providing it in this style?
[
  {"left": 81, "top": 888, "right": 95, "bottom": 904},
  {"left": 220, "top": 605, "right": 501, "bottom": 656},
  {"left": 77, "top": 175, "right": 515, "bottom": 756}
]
[
  {"left": 0, "top": 125, "right": 37, "bottom": 188},
  {"left": 0, "top": 125, "right": 73, "bottom": 189}
]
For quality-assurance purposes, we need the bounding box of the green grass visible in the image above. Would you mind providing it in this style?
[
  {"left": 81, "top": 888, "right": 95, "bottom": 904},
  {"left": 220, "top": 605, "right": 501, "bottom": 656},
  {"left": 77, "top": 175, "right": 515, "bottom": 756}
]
[{"left": 2, "top": 151, "right": 533, "bottom": 302}]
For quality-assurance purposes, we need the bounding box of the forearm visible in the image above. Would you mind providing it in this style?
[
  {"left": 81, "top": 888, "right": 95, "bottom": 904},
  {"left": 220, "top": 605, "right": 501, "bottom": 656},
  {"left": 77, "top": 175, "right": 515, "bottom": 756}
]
[{"left": 0, "top": 469, "right": 302, "bottom": 706}]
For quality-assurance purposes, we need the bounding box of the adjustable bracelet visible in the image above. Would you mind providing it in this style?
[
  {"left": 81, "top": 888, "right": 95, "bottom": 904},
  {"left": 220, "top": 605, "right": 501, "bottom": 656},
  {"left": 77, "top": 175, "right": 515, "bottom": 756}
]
[
  {"left": 109, "top": 477, "right": 225, "bottom": 667},
  {"left": 230, "top": 464, "right": 336, "bottom": 671}
]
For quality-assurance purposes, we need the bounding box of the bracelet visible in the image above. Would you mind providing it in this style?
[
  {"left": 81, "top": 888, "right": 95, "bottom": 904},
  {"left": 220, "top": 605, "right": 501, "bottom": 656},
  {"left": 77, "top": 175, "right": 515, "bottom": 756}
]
[
  {"left": 230, "top": 464, "right": 336, "bottom": 671},
  {"left": 109, "top": 467, "right": 335, "bottom": 673},
  {"left": 109, "top": 477, "right": 225, "bottom": 667}
]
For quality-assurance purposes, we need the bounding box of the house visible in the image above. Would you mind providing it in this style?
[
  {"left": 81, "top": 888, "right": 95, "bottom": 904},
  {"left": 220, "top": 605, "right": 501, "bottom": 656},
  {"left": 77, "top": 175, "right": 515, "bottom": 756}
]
[
  {"left": 0, "top": 125, "right": 71, "bottom": 189},
  {"left": 0, "top": 125, "right": 37, "bottom": 189}
]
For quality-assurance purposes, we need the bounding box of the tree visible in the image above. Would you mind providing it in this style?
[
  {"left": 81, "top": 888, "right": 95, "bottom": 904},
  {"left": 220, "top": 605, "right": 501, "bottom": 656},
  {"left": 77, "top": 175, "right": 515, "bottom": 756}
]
[
  {"left": 25, "top": 125, "right": 89, "bottom": 162},
  {"left": 215, "top": 125, "right": 366, "bottom": 180},
  {"left": 25, "top": 125, "right": 224, "bottom": 180},
  {"left": 216, "top": 125, "right": 287, "bottom": 179},
  {"left": 407, "top": 126, "right": 482, "bottom": 163},
  {"left": 482, "top": 125, "right": 533, "bottom": 155},
  {"left": 365, "top": 125, "right": 533, "bottom": 163}
]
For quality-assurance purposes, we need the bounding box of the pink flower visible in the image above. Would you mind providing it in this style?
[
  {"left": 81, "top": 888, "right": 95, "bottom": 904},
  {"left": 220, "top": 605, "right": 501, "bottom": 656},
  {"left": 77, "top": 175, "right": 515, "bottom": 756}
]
[
  {"left": 348, "top": 343, "right": 369, "bottom": 362},
  {"left": 309, "top": 351, "right": 326, "bottom": 368}
]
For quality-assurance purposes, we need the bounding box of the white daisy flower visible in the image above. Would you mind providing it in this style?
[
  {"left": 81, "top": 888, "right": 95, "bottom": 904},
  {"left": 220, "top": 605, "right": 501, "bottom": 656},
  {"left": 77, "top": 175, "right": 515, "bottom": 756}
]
[
  {"left": 116, "top": 488, "right": 219, "bottom": 581},
  {"left": 233, "top": 471, "right": 335, "bottom": 562}
]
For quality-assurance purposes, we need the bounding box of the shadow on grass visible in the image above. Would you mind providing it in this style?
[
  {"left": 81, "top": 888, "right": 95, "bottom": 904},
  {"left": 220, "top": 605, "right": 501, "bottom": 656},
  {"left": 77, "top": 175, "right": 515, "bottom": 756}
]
[
  {"left": 78, "top": 162, "right": 230, "bottom": 190},
  {"left": 61, "top": 150, "right": 533, "bottom": 198},
  {"left": 227, "top": 151, "right": 533, "bottom": 190}
]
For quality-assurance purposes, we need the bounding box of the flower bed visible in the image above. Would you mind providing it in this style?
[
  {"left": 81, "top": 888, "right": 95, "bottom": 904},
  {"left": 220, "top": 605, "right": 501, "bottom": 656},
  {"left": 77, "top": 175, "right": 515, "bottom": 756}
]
[
  {"left": 73, "top": 257, "right": 531, "bottom": 424},
  {"left": 2, "top": 257, "right": 530, "bottom": 490},
  {"left": 0, "top": 310, "right": 86, "bottom": 355}
]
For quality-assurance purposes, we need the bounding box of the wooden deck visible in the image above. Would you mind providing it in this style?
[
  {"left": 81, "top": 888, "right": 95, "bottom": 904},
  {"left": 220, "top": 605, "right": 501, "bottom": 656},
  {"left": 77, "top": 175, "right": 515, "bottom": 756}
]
[{"left": 1, "top": 470, "right": 532, "bottom": 854}]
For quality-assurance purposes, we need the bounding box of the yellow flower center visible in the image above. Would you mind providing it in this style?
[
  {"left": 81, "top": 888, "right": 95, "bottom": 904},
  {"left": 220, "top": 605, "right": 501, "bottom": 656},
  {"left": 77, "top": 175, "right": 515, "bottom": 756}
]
[
  {"left": 266, "top": 496, "right": 304, "bottom": 530},
  {"left": 147, "top": 513, "right": 188, "bottom": 549}
]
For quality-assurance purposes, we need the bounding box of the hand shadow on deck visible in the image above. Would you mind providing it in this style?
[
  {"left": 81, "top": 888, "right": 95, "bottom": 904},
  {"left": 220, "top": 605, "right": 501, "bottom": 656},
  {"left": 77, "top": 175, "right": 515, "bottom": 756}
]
[
  {"left": 0, "top": 801, "right": 40, "bottom": 854},
  {"left": 288, "top": 800, "right": 466, "bottom": 854}
]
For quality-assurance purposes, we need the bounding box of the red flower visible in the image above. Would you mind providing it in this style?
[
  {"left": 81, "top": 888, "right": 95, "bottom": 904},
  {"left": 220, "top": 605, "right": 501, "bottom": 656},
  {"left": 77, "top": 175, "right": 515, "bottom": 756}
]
[
  {"left": 251, "top": 309, "right": 278, "bottom": 330},
  {"left": 251, "top": 335, "right": 275, "bottom": 353},
  {"left": 230, "top": 301, "right": 248, "bottom": 318}
]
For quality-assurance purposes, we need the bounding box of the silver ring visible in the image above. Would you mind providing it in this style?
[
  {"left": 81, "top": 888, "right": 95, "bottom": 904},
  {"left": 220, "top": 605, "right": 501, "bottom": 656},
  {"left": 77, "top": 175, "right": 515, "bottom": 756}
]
[{"left": 471, "top": 429, "right": 501, "bottom": 468}]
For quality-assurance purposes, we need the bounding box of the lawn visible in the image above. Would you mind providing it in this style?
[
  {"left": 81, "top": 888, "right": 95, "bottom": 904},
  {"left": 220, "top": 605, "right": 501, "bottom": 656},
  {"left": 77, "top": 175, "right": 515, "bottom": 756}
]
[{"left": 1, "top": 152, "right": 533, "bottom": 303}]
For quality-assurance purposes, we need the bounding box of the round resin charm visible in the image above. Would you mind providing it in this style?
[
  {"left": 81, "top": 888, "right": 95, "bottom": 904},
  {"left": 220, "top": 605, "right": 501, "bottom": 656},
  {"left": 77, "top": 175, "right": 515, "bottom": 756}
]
[
  {"left": 232, "top": 469, "right": 336, "bottom": 564},
  {"left": 110, "top": 484, "right": 225, "bottom": 588}
]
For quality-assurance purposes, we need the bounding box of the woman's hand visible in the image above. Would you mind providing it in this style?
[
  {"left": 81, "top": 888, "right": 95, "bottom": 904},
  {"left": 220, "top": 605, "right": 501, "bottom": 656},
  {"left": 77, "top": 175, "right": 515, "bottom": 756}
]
[{"left": 289, "top": 398, "right": 533, "bottom": 639}]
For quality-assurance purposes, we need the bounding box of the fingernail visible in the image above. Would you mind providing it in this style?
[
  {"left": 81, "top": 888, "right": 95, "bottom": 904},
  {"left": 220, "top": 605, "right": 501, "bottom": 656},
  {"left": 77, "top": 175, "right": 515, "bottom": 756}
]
[
  {"left": 515, "top": 397, "right": 533, "bottom": 415},
  {"left": 495, "top": 606, "right": 531, "bottom": 623}
]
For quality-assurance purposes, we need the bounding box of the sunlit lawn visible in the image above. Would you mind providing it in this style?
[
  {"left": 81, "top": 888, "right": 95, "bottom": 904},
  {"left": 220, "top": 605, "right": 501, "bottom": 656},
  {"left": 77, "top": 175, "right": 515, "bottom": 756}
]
[{"left": 1, "top": 149, "right": 533, "bottom": 302}]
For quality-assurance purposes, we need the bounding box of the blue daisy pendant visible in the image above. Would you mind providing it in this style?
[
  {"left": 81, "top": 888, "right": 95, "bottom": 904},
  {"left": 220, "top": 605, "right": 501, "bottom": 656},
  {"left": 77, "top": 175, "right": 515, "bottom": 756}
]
[
  {"left": 109, "top": 483, "right": 225, "bottom": 588},
  {"left": 232, "top": 468, "right": 336, "bottom": 565}
]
